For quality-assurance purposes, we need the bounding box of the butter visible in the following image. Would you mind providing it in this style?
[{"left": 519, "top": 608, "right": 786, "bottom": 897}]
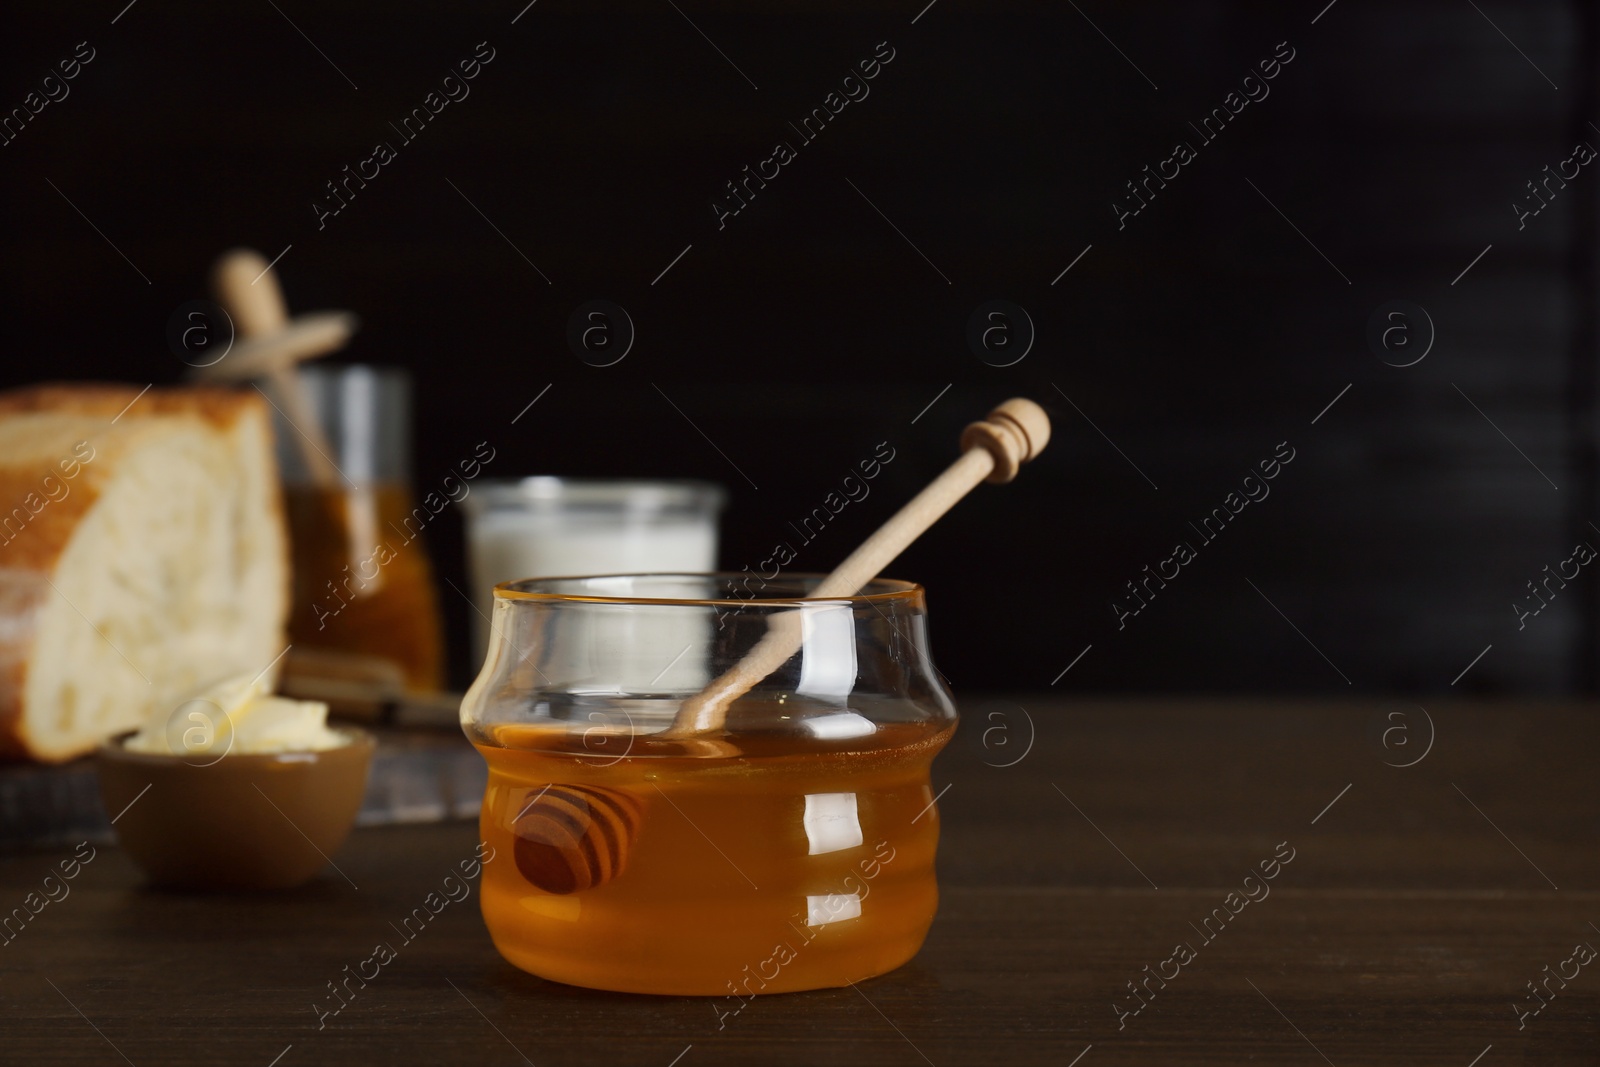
[{"left": 124, "top": 670, "right": 349, "bottom": 757}]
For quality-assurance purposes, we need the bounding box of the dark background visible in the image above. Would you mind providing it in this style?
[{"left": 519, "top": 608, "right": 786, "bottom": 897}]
[{"left": 1, "top": 0, "right": 1594, "bottom": 696}]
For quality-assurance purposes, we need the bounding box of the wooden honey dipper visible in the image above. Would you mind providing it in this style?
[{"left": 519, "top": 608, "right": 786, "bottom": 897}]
[
  {"left": 198, "top": 248, "right": 359, "bottom": 489},
  {"left": 509, "top": 397, "right": 1051, "bottom": 895},
  {"left": 199, "top": 249, "right": 387, "bottom": 591}
]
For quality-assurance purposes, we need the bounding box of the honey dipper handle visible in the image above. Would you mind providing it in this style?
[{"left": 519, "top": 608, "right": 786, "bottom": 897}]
[
  {"left": 210, "top": 248, "right": 342, "bottom": 488},
  {"left": 665, "top": 398, "right": 1051, "bottom": 736},
  {"left": 211, "top": 248, "right": 290, "bottom": 338}
]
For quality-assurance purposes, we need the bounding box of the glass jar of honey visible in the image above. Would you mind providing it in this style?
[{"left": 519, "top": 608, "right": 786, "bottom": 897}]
[
  {"left": 460, "top": 574, "right": 957, "bottom": 995},
  {"left": 274, "top": 365, "right": 444, "bottom": 691}
]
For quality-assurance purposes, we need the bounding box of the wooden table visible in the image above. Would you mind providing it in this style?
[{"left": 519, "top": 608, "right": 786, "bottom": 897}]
[{"left": 3, "top": 698, "right": 1596, "bottom": 1065}]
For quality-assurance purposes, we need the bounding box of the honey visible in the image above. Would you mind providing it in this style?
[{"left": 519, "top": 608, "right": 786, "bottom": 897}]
[
  {"left": 284, "top": 483, "right": 444, "bottom": 690},
  {"left": 473, "top": 715, "right": 953, "bottom": 995}
]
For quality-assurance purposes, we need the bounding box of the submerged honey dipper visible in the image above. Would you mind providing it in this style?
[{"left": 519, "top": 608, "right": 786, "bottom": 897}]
[
  {"left": 510, "top": 397, "right": 1051, "bottom": 895},
  {"left": 510, "top": 784, "right": 644, "bottom": 894}
]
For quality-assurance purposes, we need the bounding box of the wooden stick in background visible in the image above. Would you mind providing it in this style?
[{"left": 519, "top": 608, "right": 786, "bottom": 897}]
[
  {"left": 206, "top": 248, "right": 349, "bottom": 489},
  {"left": 204, "top": 249, "right": 384, "bottom": 592}
]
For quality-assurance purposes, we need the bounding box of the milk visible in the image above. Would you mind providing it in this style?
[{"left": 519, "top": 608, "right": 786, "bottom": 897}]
[{"left": 462, "top": 480, "right": 723, "bottom": 689}]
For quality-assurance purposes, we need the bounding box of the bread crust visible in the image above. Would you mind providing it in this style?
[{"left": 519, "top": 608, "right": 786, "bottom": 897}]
[
  {"left": 0, "top": 574, "right": 48, "bottom": 761},
  {"left": 0, "top": 383, "right": 288, "bottom": 763},
  {"left": 0, "top": 381, "right": 265, "bottom": 425}
]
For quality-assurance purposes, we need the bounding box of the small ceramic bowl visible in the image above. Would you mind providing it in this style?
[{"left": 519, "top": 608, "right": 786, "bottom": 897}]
[{"left": 97, "top": 728, "right": 374, "bottom": 891}]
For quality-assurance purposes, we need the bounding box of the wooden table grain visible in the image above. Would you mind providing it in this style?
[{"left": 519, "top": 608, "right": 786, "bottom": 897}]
[{"left": 2, "top": 698, "right": 1596, "bottom": 1065}]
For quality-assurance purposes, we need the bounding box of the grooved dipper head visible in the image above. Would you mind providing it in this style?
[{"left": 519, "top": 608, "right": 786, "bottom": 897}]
[{"left": 959, "top": 397, "right": 1051, "bottom": 483}]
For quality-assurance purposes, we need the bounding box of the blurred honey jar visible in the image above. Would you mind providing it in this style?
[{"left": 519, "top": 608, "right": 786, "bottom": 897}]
[{"left": 275, "top": 365, "right": 444, "bottom": 691}]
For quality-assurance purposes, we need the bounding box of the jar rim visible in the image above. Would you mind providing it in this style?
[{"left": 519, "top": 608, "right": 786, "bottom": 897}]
[
  {"left": 492, "top": 572, "right": 924, "bottom": 607},
  {"left": 463, "top": 477, "right": 726, "bottom": 514}
]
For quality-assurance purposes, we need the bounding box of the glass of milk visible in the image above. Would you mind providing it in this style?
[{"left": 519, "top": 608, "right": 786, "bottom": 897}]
[{"left": 461, "top": 479, "right": 725, "bottom": 682}]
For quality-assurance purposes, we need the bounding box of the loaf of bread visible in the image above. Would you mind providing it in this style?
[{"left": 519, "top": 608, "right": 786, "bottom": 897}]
[{"left": 0, "top": 384, "right": 289, "bottom": 762}]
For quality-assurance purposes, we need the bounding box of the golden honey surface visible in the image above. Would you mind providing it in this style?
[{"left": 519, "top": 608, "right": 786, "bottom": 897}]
[
  {"left": 285, "top": 483, "right": 444, "bottom": 690},
  {"left": 474, "top": 717, "right": 952, "bottom": 995}
]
